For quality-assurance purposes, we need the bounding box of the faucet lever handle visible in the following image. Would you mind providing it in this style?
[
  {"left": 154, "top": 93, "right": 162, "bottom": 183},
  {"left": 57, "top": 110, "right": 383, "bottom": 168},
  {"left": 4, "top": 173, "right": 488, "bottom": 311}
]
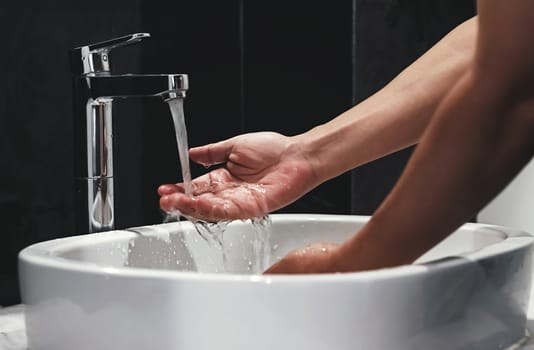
[
  {"left": 85, "top": 33, "right": 150, "bottom": 53},
  {"left": 70, "top": 33, "right": 151, "bottom": 75}
]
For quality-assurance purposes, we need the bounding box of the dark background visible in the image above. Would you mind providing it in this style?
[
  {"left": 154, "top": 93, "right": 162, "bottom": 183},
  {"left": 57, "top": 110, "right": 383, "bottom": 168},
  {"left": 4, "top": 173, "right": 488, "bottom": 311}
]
[{"left": 0, "top": 1, "right": 475, "bottom": 305}]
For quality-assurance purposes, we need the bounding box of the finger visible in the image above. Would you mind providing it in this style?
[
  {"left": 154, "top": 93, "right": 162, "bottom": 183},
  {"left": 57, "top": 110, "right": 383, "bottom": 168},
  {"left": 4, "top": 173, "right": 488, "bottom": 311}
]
[
  {"left": 264, "top": 259, "right": 291, "bottom": 274},
  {"left": 160, "top": 192, "right": 225, "bottom": 221},
  {"left": 177, "top": 195, "right": 216, "bottom": 219},
  {"left": 189, "top": 168, "right": 236, "bottom": 194},
  {"left": 159, "top": 169, "right": 233, "bottom": 198},
  {"left": 263, "top": 263, "right": 278, "bottom": 274},
  {"left": 188, "top": 173, "right": 223, "bottom": 194},
  {"left": 190, "top": 138, "right": 235, "bottom": 166},
  {"left": 226, "top": 160, "right": 261, "bottom": 177},
  {"left": 190, "top": 196, "right": 250, "bottom": 221},
  {"left": 158, "top": 184, "right": 184, "bottom": 196},
  {"left": 160, "top": 193, "right": 197, "bottom": 216}
]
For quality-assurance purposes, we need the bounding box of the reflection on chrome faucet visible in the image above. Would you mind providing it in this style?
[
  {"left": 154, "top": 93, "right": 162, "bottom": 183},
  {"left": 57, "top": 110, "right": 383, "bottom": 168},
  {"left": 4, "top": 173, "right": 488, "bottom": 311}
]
[{"left": 70, "top": 33, "right": 189, "bottom": 233}]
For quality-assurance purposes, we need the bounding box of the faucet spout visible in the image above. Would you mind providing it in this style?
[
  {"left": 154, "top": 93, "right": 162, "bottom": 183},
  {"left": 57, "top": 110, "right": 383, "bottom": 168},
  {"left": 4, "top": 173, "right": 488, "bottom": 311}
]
[
  {"left": 71, "top": 33, "right": 189, "bottom": 233},
  {"left": 81, "top": 74, "right": 188, "bottom": 100}
]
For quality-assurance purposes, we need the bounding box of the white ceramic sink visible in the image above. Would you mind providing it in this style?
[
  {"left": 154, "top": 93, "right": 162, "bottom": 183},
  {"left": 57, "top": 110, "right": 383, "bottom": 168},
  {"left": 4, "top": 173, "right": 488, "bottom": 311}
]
[{"left": 19, "top": 214, "right": 534, "bottom": 350}]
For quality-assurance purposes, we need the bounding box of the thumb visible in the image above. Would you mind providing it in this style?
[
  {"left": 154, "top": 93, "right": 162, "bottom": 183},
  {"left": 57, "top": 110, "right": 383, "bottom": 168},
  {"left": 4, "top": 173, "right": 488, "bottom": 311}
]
[{"left": 189, "top": 138, "right": 234, "bottom": 166}]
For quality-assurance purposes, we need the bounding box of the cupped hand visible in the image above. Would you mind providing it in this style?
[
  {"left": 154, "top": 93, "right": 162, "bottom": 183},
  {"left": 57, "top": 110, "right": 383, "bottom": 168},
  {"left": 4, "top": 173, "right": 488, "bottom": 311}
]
[
  {"left": 264, "top": 242, "right": 343, "bottom": 274},
  {"left": 159, "top": 132, "right": 319, "bottom": 221}
]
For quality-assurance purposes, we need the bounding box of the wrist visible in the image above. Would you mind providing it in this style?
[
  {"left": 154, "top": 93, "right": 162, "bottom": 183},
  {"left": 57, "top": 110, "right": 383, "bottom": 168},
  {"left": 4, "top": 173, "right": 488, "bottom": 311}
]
[
  {"left": 286, "top": 132, "right": 322, "bottom": 186},
  {"left": 291, "top": 126, "right": 341, "bottom": 184}
]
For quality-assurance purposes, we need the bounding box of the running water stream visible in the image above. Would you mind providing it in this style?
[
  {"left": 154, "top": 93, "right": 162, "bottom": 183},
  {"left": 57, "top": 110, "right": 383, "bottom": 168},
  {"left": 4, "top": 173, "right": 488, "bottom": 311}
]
[
  {"left": 165, "top": 98, "right": 271, "bottom": 273},
  {"left": 167, "top": 98, "right": 193, "bottom": 196}
]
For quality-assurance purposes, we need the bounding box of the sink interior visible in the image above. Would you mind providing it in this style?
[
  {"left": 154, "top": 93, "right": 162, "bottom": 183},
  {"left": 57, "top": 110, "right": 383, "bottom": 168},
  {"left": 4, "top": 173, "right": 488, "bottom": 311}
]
[{"left": 53, "top": 215, "right": 506, "bottom": 274}]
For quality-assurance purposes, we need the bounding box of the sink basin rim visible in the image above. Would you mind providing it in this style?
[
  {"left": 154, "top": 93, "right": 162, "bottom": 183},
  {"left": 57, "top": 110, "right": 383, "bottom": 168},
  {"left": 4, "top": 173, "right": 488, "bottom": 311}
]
[{"left": 18, "top": 214, "right": 534, "bottom": 283}]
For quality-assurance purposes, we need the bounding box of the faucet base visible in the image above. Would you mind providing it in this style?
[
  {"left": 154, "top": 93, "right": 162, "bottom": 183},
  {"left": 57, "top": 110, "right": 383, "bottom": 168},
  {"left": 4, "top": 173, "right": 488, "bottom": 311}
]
[{"left": 75, "top": 177, "right": 114, "bottom": 234}]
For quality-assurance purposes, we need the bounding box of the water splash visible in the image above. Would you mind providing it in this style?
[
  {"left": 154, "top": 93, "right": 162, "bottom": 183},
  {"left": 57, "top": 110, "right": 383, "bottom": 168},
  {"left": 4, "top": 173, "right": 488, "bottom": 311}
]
[
  {"left": 251, "top": 216, "right": 272, "bottom": 273},
  {"left": 187, "top": 216, "right": 272, "bottom": 273},
  {"left": 165, "top": 97, "right": 272, "bottom": 274},
  {"left": 191, "top": 219, "right": 229, "bottom": 248}
]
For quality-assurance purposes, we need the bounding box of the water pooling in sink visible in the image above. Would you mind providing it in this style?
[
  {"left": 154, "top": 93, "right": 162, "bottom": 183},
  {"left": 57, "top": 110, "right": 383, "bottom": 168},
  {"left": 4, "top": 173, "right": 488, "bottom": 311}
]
[
  {"left": 163, "top": 98, "right": 272, "bottom": 273},
  {"left": 121, "top": 217, "right": 273, "bottom": 274}
]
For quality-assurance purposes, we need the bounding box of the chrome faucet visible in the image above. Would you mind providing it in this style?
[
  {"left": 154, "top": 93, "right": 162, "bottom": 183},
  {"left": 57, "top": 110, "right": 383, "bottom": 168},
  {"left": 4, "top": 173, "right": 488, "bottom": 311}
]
[{"left": 70, "top": 33, "right": 188, "bottom": 233}]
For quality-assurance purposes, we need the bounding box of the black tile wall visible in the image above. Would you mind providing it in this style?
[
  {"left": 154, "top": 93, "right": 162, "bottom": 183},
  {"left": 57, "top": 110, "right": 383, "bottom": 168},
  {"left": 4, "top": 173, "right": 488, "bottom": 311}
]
[
  {"left": 242, "top": 2, "right": 354, "bottom": 214},
  {"left": 0, "top": 1, "right": 143, "bottom": 305},
  {"left": 351, "top": 0, "right": 476, "bottom": 214},
  {"left": 138, "top": 1, "right": 242, "bottom": 225}
]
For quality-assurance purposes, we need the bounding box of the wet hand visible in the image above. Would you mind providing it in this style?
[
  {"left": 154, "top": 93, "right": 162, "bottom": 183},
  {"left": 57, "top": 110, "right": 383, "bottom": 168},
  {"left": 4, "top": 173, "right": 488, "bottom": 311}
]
[
  {"left": 159, "top": 132, "right": 318, "bottom": 221},
  {"left": 159, "top": 168, "right": 271, "bottom": 220},
  {"left": 264, "top": 242, "right": 343, "bottom": 274}
]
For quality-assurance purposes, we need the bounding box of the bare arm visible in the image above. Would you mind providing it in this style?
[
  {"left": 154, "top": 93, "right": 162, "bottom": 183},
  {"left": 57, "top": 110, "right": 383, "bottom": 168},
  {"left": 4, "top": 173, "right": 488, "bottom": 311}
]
[
  {"left": 332, "top": 3, "right": 534, "bottom": 272},
  {"left": 267, "top": 1, "right": 534, "bottom": 274},
  {"left": 161, "top": 17, "right": 478, "bottom": 222},
  {"left": 297, "top": 17, "right": 476, "bottom": 183}
]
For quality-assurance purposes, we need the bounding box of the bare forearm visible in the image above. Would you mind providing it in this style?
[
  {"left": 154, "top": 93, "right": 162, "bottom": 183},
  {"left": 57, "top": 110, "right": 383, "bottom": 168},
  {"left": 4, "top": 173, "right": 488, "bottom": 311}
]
[
  {"left": 294, "top": 17, "right": 476, "bottom": 183},
  {"left": 265, "top": 2, "right": 534, "bottom": 275},
  {"left": 333, "top": 1, "right": 534, "bottom": 272},
  {"left": 338, "top": 71, "right": 534, "bottom": 271}
]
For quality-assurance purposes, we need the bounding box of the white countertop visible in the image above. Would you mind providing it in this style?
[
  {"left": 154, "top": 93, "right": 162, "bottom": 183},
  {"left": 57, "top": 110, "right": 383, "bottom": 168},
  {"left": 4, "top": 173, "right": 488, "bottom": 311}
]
[
  {"left": 0, "top": 305, "right": 26, "bottom": 350},
  {"left": 2, "top": 304, "right": 534, "bottom": 349},
  {"left": 524, "top": 320, "right": 534, "bottom": 349}
]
